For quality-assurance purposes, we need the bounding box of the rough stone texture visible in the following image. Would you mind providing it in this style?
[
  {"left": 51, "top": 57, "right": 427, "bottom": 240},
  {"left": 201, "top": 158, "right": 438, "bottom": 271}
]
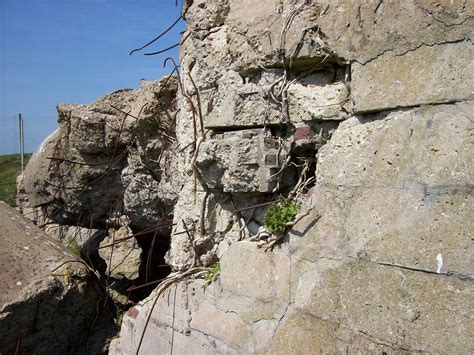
[
  {"left": 112, "top": 101, "right": 474, "bottom": 354},
  {"left": 352, "top": 40, "right": 474, "bottom": 112},
  {"left": 0, "top": 202, "right": 113, "bottom": 354},
  {"left": 18, "top": 77, "right": 179, "bottom": 231},
  {"left": 197, "top": 129, "right": 294, "bottom": 193},
  {"left": 316, "top": 0, "right": 473, "bottom": 64},
  {"left": 111, "top": 0, "right": 473, "bottom": 353},
  {"left": 205, "top": 69, "right": 349, "bottom": 129}
]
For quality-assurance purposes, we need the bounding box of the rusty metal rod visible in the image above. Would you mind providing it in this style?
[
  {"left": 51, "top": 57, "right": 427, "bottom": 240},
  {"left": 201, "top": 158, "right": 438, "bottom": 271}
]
[
  {"left": 127, "top": 277, "right": 167, "bottom": 292},
  {"left": 234, "top": 199, "right": 280, "bottom": 213},
  {"left": 98, "top": 222, "right": 175, "bottom": 249},
  {"left": 145, "top": 32, "right": 191, "bottom": 56},
  {"left": 130, "top": 15, "right": 182, "bottom": 56}
]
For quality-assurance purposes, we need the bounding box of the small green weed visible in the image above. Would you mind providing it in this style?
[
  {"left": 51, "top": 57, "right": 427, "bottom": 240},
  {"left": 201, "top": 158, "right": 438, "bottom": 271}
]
[
  {"left": 204, "top": 262, "right": 221, "bottom": 283},
  {"left": 264, "top": 198, "right": 300, "bottom": 235}
]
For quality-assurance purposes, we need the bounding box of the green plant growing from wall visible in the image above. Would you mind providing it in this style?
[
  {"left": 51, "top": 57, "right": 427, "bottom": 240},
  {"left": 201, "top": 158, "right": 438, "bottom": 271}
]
[
  {"left": 204, "top": 262, "right": 221, "bottom": 283},
  {"left": 264, "top": 198, "right": 300, "bottom": 235}
]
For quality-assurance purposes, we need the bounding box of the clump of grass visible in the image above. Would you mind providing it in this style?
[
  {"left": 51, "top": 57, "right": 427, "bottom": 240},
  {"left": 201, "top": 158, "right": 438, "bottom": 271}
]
[
  {"left": 264, "top": 198, "right": 300, "bottom": 235},
  {"left": 204, "top": 262, "right": 221, "bottom": 283}
]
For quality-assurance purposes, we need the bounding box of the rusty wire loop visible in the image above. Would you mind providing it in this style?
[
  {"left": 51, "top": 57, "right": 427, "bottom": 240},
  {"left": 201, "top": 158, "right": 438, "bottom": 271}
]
[
  {"left": 50, "top": 259, "right": 96, "bottom": 274},
  {"left": 164, "top": 56, "right": 199, "bottom": 151},
  {"left": 186, "top": 67, "right": 205, "bottom": 136}
]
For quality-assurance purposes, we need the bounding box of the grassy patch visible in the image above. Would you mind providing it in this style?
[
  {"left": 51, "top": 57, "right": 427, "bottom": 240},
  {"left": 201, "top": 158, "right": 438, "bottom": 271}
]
[{"left": 0, "top": 153, "right": 31, "bottom": 206}]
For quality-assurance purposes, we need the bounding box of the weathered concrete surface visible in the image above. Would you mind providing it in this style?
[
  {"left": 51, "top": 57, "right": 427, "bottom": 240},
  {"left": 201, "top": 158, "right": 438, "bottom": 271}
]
[
  {"left": 316, "top": 0, "right": 473, "bottom": 64},
  {"left": 352, "top": 40, "right": 474, "bottom": 112},
  {"left": 112, "top": 101, "right": 474, "bottom": 354},
  {"left": 0, "top": 202, "right": 113, "bottom": 354},
  {"left": 63, "top": 0, "right": 474, "bottom": 353},
  {"left": 301, "top": 100, "right": 474, "bottom": 272},
  {"left": 18, "top": 77, "right": 179, "bottom": 230},
  {"left": 167, "top": 0, "right": 474, "bottom": 266},
  {"left": 197, "top": 129, "right": 294, "bottom": 193}
]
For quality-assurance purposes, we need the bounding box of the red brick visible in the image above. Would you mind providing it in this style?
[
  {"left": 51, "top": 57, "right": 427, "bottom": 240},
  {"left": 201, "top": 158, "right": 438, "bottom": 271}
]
[
  {"left": 127, "top": 307, "right": 140, "bottom": 319},
  {"left": 264, "top": 138, "right": 280, "bottom": 149},
  {"left": 265, "top": 154, "right": 277, "bottom": 165},
  {"left": 241, "top": 132, "right": 254, "bottom": 139},
  {"left": 293, "top": 127, "right": 313, "bottom": 141}
]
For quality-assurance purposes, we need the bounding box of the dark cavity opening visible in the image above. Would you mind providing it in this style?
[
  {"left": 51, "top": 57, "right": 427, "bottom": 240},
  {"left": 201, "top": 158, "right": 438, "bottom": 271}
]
[{"left": 126, "top": 227, "right": 172, "bottom": 302}]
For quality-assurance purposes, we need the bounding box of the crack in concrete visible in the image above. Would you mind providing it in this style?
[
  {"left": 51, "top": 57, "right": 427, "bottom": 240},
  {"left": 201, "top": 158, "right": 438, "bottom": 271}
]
[
  {"left": 319, "top": 182, "right": 474, "bottom": 195},
  {"left": 354, "top": 96, "right": 474, "bottom": 116},
  {"left": 354, "top": 38, "right": 470, "bottom": 66},
  {"left": 415, "top": 0, "right": 473, "bottom": 28},
  {"left": 268, "top": 301, "right": 291, "bottom": 352},
  {"left": 318, "top": 181, "right": 474, "bottom": 196},
  {"left": 187, "top": 326, "right": 242, "bottom": 352},
  {"left": 357, "top": 329, "right": 427, "bottom": 353},
  {"left": 376, "top": 262, "right": 474, "bottom": 281}
]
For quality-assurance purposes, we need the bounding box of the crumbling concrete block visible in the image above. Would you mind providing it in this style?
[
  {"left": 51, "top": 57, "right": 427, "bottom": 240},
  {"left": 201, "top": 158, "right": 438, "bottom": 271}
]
[{"left": 197, "top": 129, "right": 292, "bottom": 193}]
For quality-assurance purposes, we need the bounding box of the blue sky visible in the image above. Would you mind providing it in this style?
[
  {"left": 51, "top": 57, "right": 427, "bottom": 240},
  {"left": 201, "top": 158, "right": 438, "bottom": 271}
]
[{"left": 0, "top": 0, "right": 185, "bottom": 154}]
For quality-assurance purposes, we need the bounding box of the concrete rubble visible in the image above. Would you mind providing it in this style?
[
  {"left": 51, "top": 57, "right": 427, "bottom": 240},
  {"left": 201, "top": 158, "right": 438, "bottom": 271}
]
[{"left": 18, "top": 76, "right": 179, "bottom": 232}]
